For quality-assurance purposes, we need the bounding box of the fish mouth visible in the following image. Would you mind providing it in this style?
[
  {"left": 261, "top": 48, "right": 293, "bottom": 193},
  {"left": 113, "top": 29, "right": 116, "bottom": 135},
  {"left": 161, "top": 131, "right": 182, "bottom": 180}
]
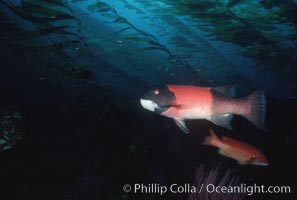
[{"left": 140, "top": 99, "right": 159, "bottom": 112}]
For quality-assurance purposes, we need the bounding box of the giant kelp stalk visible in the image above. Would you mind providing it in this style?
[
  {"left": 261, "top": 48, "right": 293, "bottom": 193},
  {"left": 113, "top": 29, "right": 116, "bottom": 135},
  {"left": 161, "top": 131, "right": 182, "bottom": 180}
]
[
  {"left": 188, "top": 164, "right": 245, "bottom": 200},
  {"left": 0, "top": 0, "right": 95, "bottom": 81},
  {"left": 0, "top": 110, "right": 25, "bottom": 151},
  {"left": 161, "top": 0, "right": 297, "bottom": 74},
  {"left": 83, "top": 0, "right": 208, "bottom": 85}
]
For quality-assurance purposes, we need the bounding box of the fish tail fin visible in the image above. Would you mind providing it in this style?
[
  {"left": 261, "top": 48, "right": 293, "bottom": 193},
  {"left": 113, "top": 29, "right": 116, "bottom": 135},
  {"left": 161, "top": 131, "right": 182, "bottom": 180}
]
[
  {"left": 245, "top": 90, "right": 267, "bottom": 131},
  {"left": 202, "top": 128, "right": 220, "bottom": 146}
]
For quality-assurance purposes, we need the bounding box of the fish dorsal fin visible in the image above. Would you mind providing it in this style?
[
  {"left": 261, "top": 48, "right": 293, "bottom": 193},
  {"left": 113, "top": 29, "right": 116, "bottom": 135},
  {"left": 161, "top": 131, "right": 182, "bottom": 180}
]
[
  {"left": 210, "top": 114, "right": 233, "bottom": 130},
  {"left": 173, "top": 118, "right": 189, "bottom": 134},
  {"left": 212, "top": 85, "right": 236, "bottom": 97}
]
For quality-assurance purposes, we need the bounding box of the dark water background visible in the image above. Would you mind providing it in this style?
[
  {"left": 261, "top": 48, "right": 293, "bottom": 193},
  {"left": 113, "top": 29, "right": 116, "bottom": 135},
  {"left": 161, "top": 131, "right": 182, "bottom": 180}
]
[{"left": 0, "top": 0, "right": 297, "bottom": 199}]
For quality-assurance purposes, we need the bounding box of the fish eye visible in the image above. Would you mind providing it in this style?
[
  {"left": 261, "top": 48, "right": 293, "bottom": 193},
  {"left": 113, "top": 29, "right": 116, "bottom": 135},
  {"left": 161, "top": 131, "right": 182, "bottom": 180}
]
[{"left": 154, "top": 89, "right": 160, "bottom": 95}]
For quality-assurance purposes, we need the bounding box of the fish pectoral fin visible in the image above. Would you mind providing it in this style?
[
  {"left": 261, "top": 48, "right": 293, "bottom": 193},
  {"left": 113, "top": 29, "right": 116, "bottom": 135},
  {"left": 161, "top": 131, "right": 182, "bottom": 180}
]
[
  {"left": 210, "top": 114, "right": 233, "bottom": 130},
  {"left": 173, "top": 118, "right": 189, "bottom": 134}
]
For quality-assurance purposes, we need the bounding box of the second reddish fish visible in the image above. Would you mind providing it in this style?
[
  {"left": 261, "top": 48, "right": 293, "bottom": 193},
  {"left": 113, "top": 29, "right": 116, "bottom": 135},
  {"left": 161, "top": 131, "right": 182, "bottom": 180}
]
[{"left": 203, "top": 128, "right": 269, "bottom": 166}]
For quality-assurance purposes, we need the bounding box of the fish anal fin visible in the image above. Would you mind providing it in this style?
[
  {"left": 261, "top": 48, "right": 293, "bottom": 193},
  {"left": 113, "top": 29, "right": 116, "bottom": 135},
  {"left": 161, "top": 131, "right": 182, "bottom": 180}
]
[
  {"left": 212, "top": 85, "right": 236, "bottom": 97},
  {"left": 210, "top": 114, "right": 233, "bottom": 130},
  {"left": 173, "top": 118, "right": 189, "bottom": 134}
]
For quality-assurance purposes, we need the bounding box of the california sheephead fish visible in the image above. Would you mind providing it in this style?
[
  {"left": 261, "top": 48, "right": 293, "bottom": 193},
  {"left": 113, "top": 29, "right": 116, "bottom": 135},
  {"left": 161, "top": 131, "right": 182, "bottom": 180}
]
[
  {"left": 140, "top": 85, "right": 266, "bottom": 133},
  {"left": 203, "top": 128, "right": 269, "bottom": 166}
]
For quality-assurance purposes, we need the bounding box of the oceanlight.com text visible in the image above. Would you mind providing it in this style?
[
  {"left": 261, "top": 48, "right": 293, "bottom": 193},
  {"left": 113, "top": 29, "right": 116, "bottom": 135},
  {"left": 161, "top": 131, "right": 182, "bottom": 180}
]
[
  {"left": 123, "top": 183, "right": 291, "bottom": 196},
  {"left": 206, "top": 183, "right": 291, "bottom": 196}
]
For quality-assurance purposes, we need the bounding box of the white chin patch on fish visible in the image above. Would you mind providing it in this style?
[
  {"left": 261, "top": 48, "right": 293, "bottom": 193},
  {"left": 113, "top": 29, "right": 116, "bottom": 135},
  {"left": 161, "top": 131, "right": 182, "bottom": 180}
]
[{"left": 140, "top": 99, "right": 159, "bottom": 112}]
